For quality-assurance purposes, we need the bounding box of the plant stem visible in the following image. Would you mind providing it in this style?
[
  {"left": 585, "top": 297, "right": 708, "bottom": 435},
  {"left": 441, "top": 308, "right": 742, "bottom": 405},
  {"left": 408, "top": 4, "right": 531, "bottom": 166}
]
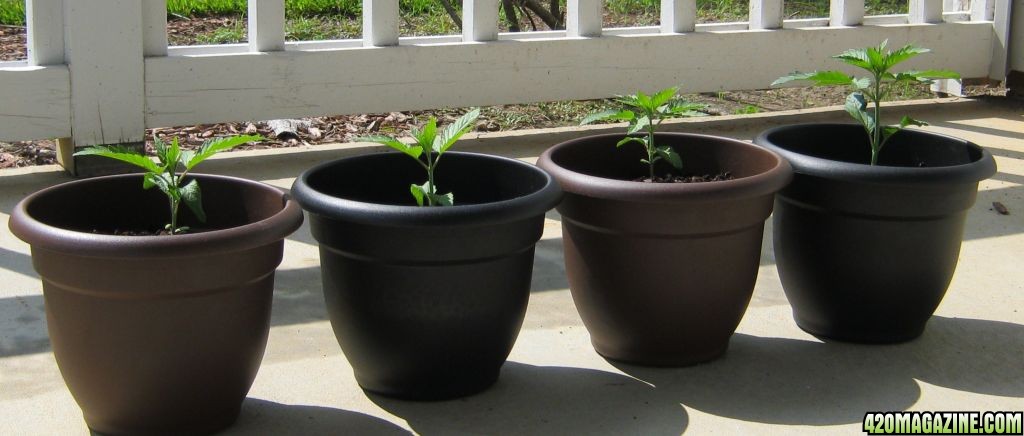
[
  {"left": 871, "top": 75, "right": 882, "bottom": 166},
  {"left": 647, "top": 124, "right": 656, "bottom": 180},
  {"left": 425, "top": 151, "right": 436, "bottom": 206}
]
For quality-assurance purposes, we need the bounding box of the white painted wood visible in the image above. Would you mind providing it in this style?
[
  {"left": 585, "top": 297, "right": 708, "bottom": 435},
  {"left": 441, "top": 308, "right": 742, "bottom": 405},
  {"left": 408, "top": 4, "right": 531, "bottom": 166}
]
[
  {"left": 364, "top": 0, "right": 399, "bottom": 46},
  {"left": 784, "top": 18, "right": 831, "bottom": 27},
  {"left": 143, "top": 0, "right": 168, "bottom": 57},
  {"left": 930, "top": 78, "right": 963, "bottom": 95},
  {"left": 942, "top": 0, "right": 968, "bottom": 11},
  {"left": 64, "top": 0, "right": 144, "bottom": 145},
  {"left": 750, "top": 0, "right": 784, "bottom": 29},
  {"left": 909, "top": 0, "right": 944, "bottom": 23},
  {"left": 971, "top": 0, "right": 995, "bottom": 20},
  {"left": 830, "top": 0, "right": 864, "bottom": 26},
  {"left": 863, "top": 14, "right": 909, "bottom": 24},
  {"left": 943, "top": 11, "right": 971, "bottom": 21},
  {"left": 567, "top": 0, "right": 602, "bottom": 37},
  {"left": 26, "top": 0, "right": 64, "bottom": 66},
  {"left": 249, "top": 0, "right": 286, "bottom": 51},
  {"left": 0, "top": 66, "right": 71, "bottom": 141},
  {"left": 661, "top": 0, "right": 697, "bottom": 33},
  {"left": 1011, "top": 0, "right": 1024, "bottom": 72},
  {"left": 463, "top": 0, "right": 500, "bottom": 41},
  {"left": 145, "top": 22, "right": 993, "bottom": 128},
  {"left": 988, "top": 0, "right": 1012, "bottom": 79}
]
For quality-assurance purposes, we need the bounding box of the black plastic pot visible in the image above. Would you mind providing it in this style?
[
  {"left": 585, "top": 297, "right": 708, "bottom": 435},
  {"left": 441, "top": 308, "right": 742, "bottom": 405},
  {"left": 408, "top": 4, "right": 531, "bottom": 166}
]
[
  {"left": 754, "top": 124, "right": 997, "bottom": 343},
  {"left": 291, "top": 151, "right": 561, "bottom": 400},
  {"left": 537, "top": 133, "right": 792, "bottom": 366},
  {"left": 8, "top": 174, "right": 303, "bottom": 435}
]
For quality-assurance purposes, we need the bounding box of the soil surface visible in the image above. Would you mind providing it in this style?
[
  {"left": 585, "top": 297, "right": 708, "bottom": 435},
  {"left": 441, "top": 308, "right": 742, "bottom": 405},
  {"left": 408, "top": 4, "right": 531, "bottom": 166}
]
[
  {"left": 636, "top": 172, "right": 736, "bottom": 183},
  {"left": 0, "top": 18, "right": 1009, "bottom": 169}
]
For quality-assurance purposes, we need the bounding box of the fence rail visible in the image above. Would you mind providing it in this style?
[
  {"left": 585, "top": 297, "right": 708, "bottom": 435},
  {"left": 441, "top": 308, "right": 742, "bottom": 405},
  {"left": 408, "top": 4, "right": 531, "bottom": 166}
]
[{"left": 0, "top": 0, "right": 1015, "bottom": 151}]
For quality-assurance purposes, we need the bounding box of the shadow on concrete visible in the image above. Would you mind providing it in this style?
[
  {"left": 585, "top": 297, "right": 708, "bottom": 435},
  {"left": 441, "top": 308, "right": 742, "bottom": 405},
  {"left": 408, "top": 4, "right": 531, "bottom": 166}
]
[
  {"left": 223, "top": 398, "right": 411, "bottom": 435},
  {"left": 369, "top": 361, "right": 688, "bottom": 436},
  {"left": 611, "top": 316, "right": 1024, "bottom": 426},
  {"left": 0, "top": 247, "right": 36, "bottom": 278}
]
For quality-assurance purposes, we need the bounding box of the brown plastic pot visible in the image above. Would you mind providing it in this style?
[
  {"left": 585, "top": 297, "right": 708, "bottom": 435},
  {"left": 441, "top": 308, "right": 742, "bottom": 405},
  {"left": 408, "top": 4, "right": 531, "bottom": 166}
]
[
  {"left": 8, "top": 174, "right": 303, "bottom": 435},
  {"left": 754, "top": 124, "right": 997, "bottom": 343},
  {"left": 538, "top": 133, "right": 792, "bottom": 366},
  {"left": 291, "top": 151, "right": 562, "bottom": 400}
]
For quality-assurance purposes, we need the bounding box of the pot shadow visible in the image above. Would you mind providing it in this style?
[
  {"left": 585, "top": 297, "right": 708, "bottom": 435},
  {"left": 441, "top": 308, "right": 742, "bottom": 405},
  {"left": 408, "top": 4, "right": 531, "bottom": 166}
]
[
  {"left": 368, "top": 361, "right": 687, "bottom": 436},
  {"left": 610, "top": 315, "right": 1023, "bottom": 426},
  {"left": 220, "top": 398, "right": 411, "bottom": 435},
  {"left": 612, "top": 334, "right": 921, "bottom": 426},
  {"left": 903, "top": 315, "right": 1024, "bottom": 398},
  {"left": 0, "top": 293, "right": 49, "bottom": 357}
]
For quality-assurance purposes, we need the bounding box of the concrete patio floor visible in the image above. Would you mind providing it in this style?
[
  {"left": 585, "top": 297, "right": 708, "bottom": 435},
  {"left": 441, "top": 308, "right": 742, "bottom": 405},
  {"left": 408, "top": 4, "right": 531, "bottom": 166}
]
[{"left": 1, "top": 97, "right": 1021, "bottom": 435}]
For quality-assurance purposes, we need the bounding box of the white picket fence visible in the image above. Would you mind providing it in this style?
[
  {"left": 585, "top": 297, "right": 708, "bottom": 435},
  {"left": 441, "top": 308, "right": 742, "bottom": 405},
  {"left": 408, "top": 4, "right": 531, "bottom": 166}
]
[{"left": 0, "top": 0, "right": 1015, "bottom": 147}]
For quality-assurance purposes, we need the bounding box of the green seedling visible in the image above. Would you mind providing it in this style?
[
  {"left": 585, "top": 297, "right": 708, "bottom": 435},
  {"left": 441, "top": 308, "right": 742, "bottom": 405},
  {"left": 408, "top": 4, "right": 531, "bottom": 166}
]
[
  {"left": 73, "top": 134, "right": 262, "bottom": 234},
  {"left": 772, "top": 40, "right": 960, "bottom": 165},
  {"left": 581, "top": 86, "right": 707, "bottom": 180},
  {"left": 358, "top": 108, "right": 480, "bottom": 206}
]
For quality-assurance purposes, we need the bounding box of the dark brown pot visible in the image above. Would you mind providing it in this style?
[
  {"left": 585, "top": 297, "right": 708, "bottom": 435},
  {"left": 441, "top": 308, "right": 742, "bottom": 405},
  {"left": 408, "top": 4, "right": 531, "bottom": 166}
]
[
  {"left": 291, "top": 152, "right": 562, "bottom": 400},
  {"left": 8, "top": 174, "right": 303, "bottom": 435},
  {"left": 538, "top": 133, "right": 792, "bottom": 366},
  {"left": 754, "top": 124, "right": 997, "bottom": 343}
]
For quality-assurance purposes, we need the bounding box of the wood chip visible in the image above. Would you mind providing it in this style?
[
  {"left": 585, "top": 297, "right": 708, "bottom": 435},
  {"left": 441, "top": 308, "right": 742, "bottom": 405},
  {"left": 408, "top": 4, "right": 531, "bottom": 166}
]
[
  {"left": 993, "top": 201, "right": 1010, "bottom": 215},
  {"left": 244, "top": 123, "right": 258, "bottom": 134}
]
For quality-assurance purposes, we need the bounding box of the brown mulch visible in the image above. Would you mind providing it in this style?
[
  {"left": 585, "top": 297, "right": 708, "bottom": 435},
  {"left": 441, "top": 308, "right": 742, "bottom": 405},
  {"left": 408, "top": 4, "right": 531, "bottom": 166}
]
[{"left": 0, "top": 25, "right": 25, "bottom": 61}]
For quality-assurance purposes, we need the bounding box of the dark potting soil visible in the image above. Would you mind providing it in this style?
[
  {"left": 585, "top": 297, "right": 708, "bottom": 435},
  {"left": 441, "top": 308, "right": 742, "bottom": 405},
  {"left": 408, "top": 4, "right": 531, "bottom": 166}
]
[
  {"left": 633, "top": 172, "right": 735, "bottom": 183},
  {"left": 91, "top": 227, "right": 212, "bottom": 236}
]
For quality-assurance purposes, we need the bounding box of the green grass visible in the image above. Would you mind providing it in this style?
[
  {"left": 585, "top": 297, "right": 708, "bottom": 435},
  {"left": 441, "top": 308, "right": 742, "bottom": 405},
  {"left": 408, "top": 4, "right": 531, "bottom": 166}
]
[{"left": 0, "top": 0, "right": 24, "bottom": 26}]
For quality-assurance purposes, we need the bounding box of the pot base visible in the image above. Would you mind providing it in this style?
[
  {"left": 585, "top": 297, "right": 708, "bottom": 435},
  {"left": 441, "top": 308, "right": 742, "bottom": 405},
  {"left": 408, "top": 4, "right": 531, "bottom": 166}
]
[
  {"left": 358, "top": 368, "right": 500, "bottom": 401},
  {"left": 85, "top": 405, "right": 241, "bottom": 436},
  {"left": 793, "top": 315, "right": 927, "bottom": 344},
  {"left": 593, "top": 341, "right": 729, "bottom": 367}
]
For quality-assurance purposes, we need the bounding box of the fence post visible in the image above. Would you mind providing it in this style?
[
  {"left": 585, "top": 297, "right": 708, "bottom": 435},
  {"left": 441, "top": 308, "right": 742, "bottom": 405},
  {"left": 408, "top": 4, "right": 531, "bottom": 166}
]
[
  {"left": 1010, "top": 0, "right": 1023, "bottom": 94},
  {"left": 61, "top": 0, "right": 145, "bottom": 176}
]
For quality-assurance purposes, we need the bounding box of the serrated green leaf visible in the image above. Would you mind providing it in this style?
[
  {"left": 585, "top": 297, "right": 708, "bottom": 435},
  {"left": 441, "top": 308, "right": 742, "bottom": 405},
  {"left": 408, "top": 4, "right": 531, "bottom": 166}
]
[
  {"left": 852, "top": 77, "right": 871, "bottom": 89},
  {"left": 73, "top": 145, "right": 161, "bottom": 173},
  {"left": 164, "top": 137, "right": 181, "bottom": 169},
  {"left": 187, "top": 135, "right": 261, "bottom": 170},
  {"left": 410, "top": 183, "right": 427, "bottom": 207},
  {"left": 429, "top": 191, "right": 454, "bottom": 206},
  {"left": 899, "top": 115, "right": 928, "bottom": 129},
  {"left": 635, "top": 91, "right": 652, "bottom": 110},
  {"left": 665, "top": 101, "right": 708, "bottom": 116},
  {"left": 884, "top": 44, "right": 929, "bottom": 69},
  {"left": 844, "top": 92, "right": 875, "bottom": 133},
  {"left": 144, "top": 172, "right": 173, "bottom": 196},
  {"left": 627, "top": 116, "right": 651, "bottom": 134},
  {"left": 897, "top": 69, "right": 961, "bottom": 83},
  {"left": 436, "top": 108, "right": 480, "bottom": 154},
  {"left": 580, "top": 109, "right": 635, "bottom": 125},
  {"left": 772, "top": 70, "right": 853, "bottom": 87},
  {"left": 650, "top": 87, "right": 679, "bottom": 109},
  {"left": 413, "top": 118, "right": 438, "bottom": 149},
  {"left": 866, "top": 41, "right": 886, "bottom": 71},
  {"left": 180, "top": 179, "right": 205, "bottom": 223},
  {"left": 832, "top": 48, "right": 872, "bottom": 70},
  {"left": 359, "top": 135, "right": 423, "bottom": 159},
  {"left": 656, "top": 146, "right": 683, "bottom": 169},
  {"left": 616, "top": 136, "right": 646, "bottom": 148}
]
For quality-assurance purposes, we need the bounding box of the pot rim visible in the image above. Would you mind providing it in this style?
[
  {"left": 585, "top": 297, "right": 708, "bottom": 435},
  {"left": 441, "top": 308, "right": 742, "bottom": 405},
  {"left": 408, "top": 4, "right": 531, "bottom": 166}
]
[
  {"left": 291, "top": 151, "right": 563, "bottom": 227},
  {"left": 537, "top": 132, "right": 793, "bottom": 203},
  {"left": 8, "top": 173, "right": 304, "bottom": 258},
  {"left": 754, "top": 123, "right": 997, "bottom": 186}
]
